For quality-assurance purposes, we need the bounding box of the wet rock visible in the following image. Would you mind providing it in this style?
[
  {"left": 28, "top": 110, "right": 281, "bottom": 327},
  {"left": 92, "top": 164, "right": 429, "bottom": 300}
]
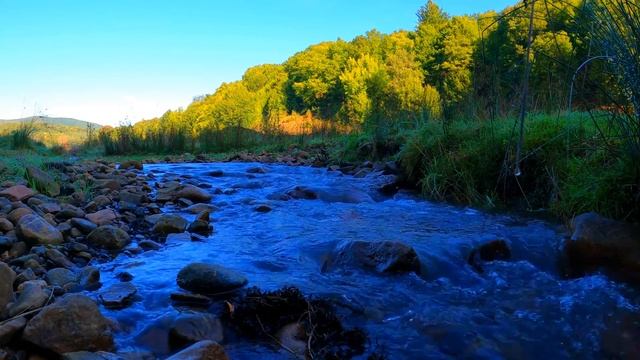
[
  {"left": 71, "top": 218, "right": 98, "bottom": 234},
  {"left": 467, "top": 239, "right": 511, "bottom": 273},
  {"left": 170, "top": 293, "right": 212, "bottom": 307},
  {"left": 254, "top": 204, "right": 272, "bottom": 213},
  {"left": 0, "top": 198, "right": 11, "bottom": 214},
  {"left": 78, "top": 266, "right": 101, "bottom": 290},
  {"left": 152, "top": 214, "right": 188, "bottom": 235},
  {"left": 326, "top": 240, "right": 421, "bottom": 274},
  {"left": 99, "top": 282, "right": 137, "bottom": 309},
  {"left": 115, "top": 272, "right": 133, "bottom": 282},
  {"left": 175, "top": 185, "right": 212, "bottom": 203},
  {"left": 166, "top": 340, "right": 228, "bottom": 360},
  {"left": 185, "top": 203, "right": 218, "bottom": 214},
  {"left": 246, "top": 166, "right": 267, "bottom": 174},
  {"left": 0, "top": 218, "right": 14, "bottom": 232},
  {"left": 8, "top": 280, "right": 49, "bottom": 317},
  {"left": 206, "top": 170, "right": 224, "bottom": 177},
  {"left": 170, "top": 313, "right": 223, "bottom": 347},
  {"left": 0, "top": 263, "right": 16, "bottom": 316},
  {"left": 564, "top": 212, "right": 640, "bottom": 282},
  {"left": 139, "top": 239, "right": 162, "bottom": 251},
  {"left": 86, "top": 209, "right": 117, "bottom": 226},
  {"left": 25, "top": 166, "right": 60, "bottom": 197},
  {"left": 16, "top": 214, "right": 64, "bottom": 245},
  {"left": 0, "top": 185, "right": 35, "bottom": 202},
  {"left": 22, "top": 294, "right": 114, "bottom": 354},
  {"left": 188, "top": 211, "right": 212, "bottom": 235},
  {"left": 15, "top": 268, "right": 36, "bottom": 286},
  {"left": 0, "top": 316, "right": 26, "bottom": 345},
  {"left": 177, "top": 263, "right": 248, "bottom": 294},
  {"left": 87, "top": 226, "right": 131, "bottom": 250}
]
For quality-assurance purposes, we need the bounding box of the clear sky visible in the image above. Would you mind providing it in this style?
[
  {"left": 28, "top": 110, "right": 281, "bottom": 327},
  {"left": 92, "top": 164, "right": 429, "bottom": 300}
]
[{"left": 0, "top": 0, "right": 515, "bottom": 125}]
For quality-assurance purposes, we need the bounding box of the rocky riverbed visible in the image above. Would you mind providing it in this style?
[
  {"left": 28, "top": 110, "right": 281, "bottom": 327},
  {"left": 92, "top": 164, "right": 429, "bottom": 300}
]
[{"left": 0, "top": 152, "right": 639, "bottom": 359}]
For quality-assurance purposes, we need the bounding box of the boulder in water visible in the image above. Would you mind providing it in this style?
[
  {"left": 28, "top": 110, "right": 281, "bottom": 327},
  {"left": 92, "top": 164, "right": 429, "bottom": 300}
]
[
  {"left": 176, "top": 185, "right": 212, "bottom": 203},
  {"left": 325, "top": 240, "right": 421, "bottom": 274},
  {"left": 152, "top": 214, "right": 188, "bottom": 235},
  {"left": 177, "top": 263, "right": 247, "bottom": 294},
  {"left": 99, "top": 282, "right": 137, "bottom": 309},
  {"left": 563, "top": 212, "right": 640, "bottom": 282}
]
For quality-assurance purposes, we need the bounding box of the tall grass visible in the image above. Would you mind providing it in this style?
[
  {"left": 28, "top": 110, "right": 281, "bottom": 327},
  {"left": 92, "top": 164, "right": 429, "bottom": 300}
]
[
  {"left": 10, "top": 119, "right": 38, "bottom": 149},
  {"left": 397, "top": 114, "right": 640, "bottom": 221}
]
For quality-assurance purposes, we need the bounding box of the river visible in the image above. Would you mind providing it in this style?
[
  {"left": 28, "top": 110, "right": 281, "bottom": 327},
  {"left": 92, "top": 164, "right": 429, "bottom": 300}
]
[{"left": 95, "top": 162, "right": 639, "bottom": 359}]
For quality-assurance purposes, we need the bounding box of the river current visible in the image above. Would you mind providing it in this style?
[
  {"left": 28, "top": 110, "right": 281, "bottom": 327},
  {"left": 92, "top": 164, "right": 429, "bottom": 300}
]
[{"left": 95, "top": 162, "right": 639, "bottom": 359}]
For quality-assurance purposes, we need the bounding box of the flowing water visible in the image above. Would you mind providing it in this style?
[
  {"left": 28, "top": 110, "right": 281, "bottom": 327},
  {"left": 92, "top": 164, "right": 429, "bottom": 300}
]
[{"left": 96, "top": 162, "right": 640, "bottom": 359}]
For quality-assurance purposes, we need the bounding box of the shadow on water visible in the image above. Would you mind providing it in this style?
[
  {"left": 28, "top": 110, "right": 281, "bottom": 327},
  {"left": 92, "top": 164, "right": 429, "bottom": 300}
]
[{"left": 94, "top": 162, "right": 639, "bottom": 359}]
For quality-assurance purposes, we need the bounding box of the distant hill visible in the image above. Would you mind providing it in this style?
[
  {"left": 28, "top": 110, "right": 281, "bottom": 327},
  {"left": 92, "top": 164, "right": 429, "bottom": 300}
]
[
  {"left": 0, "top": 116, "right": 102, "bottom": 148},
  {"left": 0, "top": 116, "right": 102, "bottom": 129}
]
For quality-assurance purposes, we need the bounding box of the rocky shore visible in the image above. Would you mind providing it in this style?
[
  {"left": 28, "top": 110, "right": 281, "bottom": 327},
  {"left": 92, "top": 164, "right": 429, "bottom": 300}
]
[{"left": 0, "top": 148, "right": 638, "bottom": 359}]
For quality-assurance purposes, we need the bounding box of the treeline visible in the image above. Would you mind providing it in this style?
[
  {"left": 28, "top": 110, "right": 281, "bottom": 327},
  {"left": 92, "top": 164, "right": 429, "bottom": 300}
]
[{"left": 100, "top": 0, "right": 625, "bottom": 154}]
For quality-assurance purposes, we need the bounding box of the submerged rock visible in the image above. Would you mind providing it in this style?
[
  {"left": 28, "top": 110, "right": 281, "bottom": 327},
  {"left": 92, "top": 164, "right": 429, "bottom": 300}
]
[
  {"left": 564, "top": 212, "right": 640, "bottom": 282},
  {"left": 177, "top": 263, "right": 248, "bottom": 294},
  {"left": 467, "top": 239, "right": 511, "bottom": 273},
  {"left": 22, "top": 294, "right": 114, "bottom": 354},
  {"left": 325, "top": 240, "right": 421, "bottom": 274}
]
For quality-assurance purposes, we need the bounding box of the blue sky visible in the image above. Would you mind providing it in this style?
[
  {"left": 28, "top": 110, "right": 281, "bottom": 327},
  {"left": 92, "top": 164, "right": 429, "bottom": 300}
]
[{"left": 0, "top": 0, "right": 514, "bottom": 125}]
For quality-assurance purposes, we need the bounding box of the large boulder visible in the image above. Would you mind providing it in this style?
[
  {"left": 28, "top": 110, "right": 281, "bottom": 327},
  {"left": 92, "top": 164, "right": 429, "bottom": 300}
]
[
  {"left": 325, "top": 240, "right": 421, "bottom": 274},
  {"left": 177, "top": 263, "right": 248, "bottom": 294},
  {"left": 0, "top": 185, "right": 36, "bottom": 202},
  {"left": 87, "top": 226, "right": 131, "bottom": 250},
  {"left": 25, "top": 166, "right": 60, "bottom": 197},
  {"left": 22, "top": 294, "right": 114, "bottom": 354},
  {"left": 275, "top": 185, "right": 373, "bottom": 203},
  {"left": 175, "top": 185, "right": 212, "bottom": 203},
  {"left": 166, "top": 340, "right": 228, "bottom": 360},
  {"left": 563, "top": 212, "right": 640, "bottom": 282},
  {"left": 152, "top": 214, "right": 188, "bottom": 235},
  {"left": 0, "top": 263, "right": 16, "bottom": 317},
  {"left": 16, "top": 214, "right": 64, "bottom": 245}
]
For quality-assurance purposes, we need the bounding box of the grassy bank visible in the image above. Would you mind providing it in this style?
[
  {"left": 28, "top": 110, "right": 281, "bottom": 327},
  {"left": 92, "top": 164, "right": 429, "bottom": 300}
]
[{"left": 329, "top": 113, "right": 639, "bottom": 222}]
